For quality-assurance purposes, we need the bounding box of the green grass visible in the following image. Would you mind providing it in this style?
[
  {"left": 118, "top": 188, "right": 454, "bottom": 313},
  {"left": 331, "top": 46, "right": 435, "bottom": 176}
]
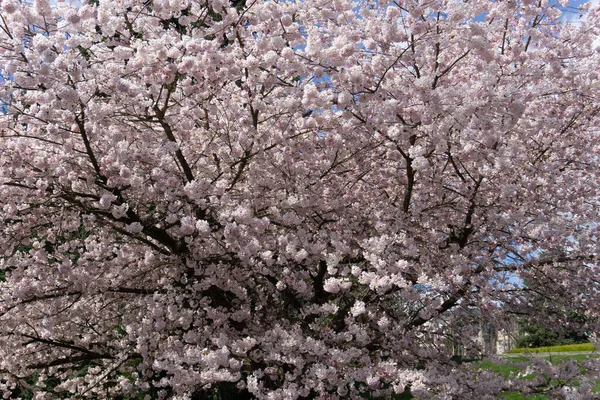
[
  {"left": 503, "top": 354, "right": 597, "bottom": 364},
  {"left": 476, "top": 353, "right": 600, "bottom": 400},
  {"left": 506, "top": 342, "right": 596, "bottom": 354},
  {"left": 476, "top": 359, "right": 522, "bottom": 379},
  {"left": 372, "top": 354, "right": 599, "bottom": 400},
  {"left": 501, "top": 393, "right": 547, "bottom": 400}
]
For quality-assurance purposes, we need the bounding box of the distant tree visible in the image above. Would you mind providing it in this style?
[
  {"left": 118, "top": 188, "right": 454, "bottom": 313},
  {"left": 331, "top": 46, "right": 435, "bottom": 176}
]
[
  {"left": 1, "top": 0, "right": 600, "bottom": 398},
  {"left": 514, "top": 273, "right": 593, "bottom": 348},
  {"left": 515, "top": 322, "right": 588, "bottom": 349}
]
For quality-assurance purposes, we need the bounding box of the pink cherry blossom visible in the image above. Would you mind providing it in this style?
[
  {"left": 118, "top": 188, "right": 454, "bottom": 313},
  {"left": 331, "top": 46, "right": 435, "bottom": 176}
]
[{"left": 1, "top": 0, "right": 600, "bottom": 398}]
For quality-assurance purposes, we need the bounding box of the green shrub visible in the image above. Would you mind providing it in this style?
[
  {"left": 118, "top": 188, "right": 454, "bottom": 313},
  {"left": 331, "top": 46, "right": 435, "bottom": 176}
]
[{"left": 514, "top": 323, "right": 588, "bottom": 349}]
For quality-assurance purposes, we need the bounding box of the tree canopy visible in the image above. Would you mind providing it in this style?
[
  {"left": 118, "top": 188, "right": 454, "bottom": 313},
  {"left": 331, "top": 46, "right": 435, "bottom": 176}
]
[{"left": 1, "top": 0, "right": 600, "bottom": 398}]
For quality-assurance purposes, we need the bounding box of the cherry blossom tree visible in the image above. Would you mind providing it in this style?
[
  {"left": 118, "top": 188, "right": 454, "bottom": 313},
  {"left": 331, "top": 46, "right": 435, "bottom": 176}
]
[{"left": 1, "top": 0, "right": 600, "bottom": 398}]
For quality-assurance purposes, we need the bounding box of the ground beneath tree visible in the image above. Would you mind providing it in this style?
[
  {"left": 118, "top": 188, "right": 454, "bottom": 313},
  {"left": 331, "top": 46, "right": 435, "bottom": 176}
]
[{"left": 500, "top": 351, "right": 597, "bottom": 358}]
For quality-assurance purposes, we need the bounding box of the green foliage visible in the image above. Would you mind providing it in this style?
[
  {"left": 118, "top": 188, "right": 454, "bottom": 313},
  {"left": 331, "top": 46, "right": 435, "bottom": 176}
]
[
  {"left": 515, "top": 324, "right": 561, "bottom": 348},
  {"left": 515, "top": 321, "right": 588, "bottom": 349}
]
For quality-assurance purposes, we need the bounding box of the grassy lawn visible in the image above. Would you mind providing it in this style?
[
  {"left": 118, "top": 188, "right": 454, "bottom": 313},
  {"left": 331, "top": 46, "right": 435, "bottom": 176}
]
[
  {"left": 475, "top": 353, "right": 600, "bottom": 400},
  {"left": 503, "top": 353, "right": 597, "bottom": 364},
  {"left": 501, "top": 394, "right": 547, "bottom": 400},
  {"left": 382, "top": 353, "right": 599, "bottom": 400},
  {"left": 477, "top": 353, "right": 598, "bottom": 379},
  {"left": 505, "top": 342, "right": 596, "bottom": 354}
]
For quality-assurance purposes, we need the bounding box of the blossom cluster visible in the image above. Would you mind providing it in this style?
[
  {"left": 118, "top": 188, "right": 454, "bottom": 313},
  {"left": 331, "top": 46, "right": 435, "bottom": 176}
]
[{"left": 1, "top": 0, "right": 600, "bottom": 398}]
